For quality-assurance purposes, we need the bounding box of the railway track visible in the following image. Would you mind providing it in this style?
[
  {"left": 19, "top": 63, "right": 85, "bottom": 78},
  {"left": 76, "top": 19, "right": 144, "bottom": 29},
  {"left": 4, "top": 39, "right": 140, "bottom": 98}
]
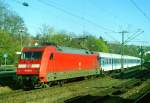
[
  {"left": 0, "top": 64, "right": 149, "bottom": 103},
  {"left": 0, "top": 78, "right": 131, "bottom": 103},
  {"left": 134, "top": 89, "right": 150, "bottom": 103}
]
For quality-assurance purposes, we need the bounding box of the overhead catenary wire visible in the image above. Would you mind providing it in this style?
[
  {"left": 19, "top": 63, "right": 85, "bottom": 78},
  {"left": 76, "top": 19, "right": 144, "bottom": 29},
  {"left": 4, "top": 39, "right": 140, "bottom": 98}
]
[
  {"left": 13, "top": 0, "right": 120, "bottom": 42},
  {"left": 38, "top": 0, "right": 150, "bottom": 46},
  {"left": 38, "top": 0, "right": 117, "bottom": 33},
  {"left": 124, "top": 29, "right": 143, "bottom": 43},
  {"left": 125, "top": 31, "right": 143, "bottom": 44},
  {"left": 37, "top": 0, "right": 119, "bottom": 38},
  {"left": 13, "top": 0, "right": 53, "bottom": 32},
  {"left": 129, "top": 0, "right": 150, "bottom": 23},
  {"left": 49, "top": 0, "right": 122, "bottom": 26},
  {"left": 88, "top": 0, "right": 126, "bottom": 26},
  {"left": 14, "top": 0, "right": 123, "bottom": 42}
]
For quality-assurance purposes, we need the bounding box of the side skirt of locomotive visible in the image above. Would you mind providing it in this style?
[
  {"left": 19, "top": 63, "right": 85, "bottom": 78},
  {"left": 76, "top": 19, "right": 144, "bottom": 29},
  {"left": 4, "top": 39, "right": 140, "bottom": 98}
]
[
  {"left": 17, "top": 69, "right": 102, "bottom": 89},
  {"left": 46, "top": 69, "right": 101, "bottom": 85}
]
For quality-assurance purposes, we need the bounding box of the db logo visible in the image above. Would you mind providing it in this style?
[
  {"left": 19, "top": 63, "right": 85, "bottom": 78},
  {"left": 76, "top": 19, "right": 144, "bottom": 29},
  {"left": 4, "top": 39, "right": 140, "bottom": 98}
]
[{"left": 78, "top": 62, "right": 82, "bottom": 70}]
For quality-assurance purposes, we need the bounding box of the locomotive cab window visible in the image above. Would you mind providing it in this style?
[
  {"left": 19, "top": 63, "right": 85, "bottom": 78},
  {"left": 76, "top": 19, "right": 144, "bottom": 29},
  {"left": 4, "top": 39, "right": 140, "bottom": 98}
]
[
  {"left": 50, "top": 53, "right": 54, "bottom": 60},
  {"left": 21, "top": 52, "right": 42, "bottom": 60}
]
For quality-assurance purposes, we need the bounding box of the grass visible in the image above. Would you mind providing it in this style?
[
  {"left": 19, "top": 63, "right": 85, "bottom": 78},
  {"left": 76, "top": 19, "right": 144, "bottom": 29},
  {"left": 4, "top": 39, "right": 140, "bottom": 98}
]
[
  {"left": 0, "top": 86, "right": 13, "bottom": 94},
  {"left": 0, "top": 64, "right": 149, "bottom": 103},
  {"left": 121, "top": 79, "right": 150, "bottom": 99},
  {"left": 0, "top": 77, "right": 126, "bottom": 103}
]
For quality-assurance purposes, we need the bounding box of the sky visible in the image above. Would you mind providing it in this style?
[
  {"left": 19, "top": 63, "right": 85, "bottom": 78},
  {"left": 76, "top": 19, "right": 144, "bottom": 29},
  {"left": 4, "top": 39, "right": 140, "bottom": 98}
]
[{"left": 5, "top": 0, "right": 150, "bottom": 46}]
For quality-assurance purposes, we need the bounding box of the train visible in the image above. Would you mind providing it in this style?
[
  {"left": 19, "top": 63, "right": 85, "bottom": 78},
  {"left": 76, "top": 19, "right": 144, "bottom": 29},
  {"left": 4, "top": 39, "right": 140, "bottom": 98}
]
[
  {"left": 99, "top": 52, "right": 141, "bottom": 71},
  {"left": 16, "top": 45, "right": 141, "bottom": 88}
]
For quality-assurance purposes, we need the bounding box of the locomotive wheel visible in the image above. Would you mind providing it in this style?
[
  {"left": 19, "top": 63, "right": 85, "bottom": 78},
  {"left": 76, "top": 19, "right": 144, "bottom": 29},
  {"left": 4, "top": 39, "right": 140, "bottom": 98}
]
[
  {"left": 41, "top": 83, "right": 49, "bottom": 88},
  {"left": 84, "top": 76, "right": 88, "bottom": 80},
  {"left": 90, "top": 75, "right": 94, "bottom": 79},
  {"left": 48, "top": 82, "right": 53, "bottom": 87},
  {"left": 87, "top": 75, "right": 96, "bottom": 80},
  {"left": 23, "top": 79, "right": 34, "bottom": 89},
  {"left": 58, "top": 80, "right": 64, "bottom": 87}
]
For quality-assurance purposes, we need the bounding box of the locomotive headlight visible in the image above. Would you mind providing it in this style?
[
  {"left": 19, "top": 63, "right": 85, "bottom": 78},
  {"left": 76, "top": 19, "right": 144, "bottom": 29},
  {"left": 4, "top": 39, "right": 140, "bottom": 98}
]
[
  {"left": 18, "top": 64, "right": 26, "bottom": 68},
  {"left": 31, "top": 64, "right": 40, "bottom": 68}
]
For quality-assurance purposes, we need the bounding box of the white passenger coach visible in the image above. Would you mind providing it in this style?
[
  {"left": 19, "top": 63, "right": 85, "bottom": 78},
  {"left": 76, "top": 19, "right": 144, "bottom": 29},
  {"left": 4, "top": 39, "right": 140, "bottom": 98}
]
[{"left": 98, "top": 52, "right": 141, "bottom": 71}]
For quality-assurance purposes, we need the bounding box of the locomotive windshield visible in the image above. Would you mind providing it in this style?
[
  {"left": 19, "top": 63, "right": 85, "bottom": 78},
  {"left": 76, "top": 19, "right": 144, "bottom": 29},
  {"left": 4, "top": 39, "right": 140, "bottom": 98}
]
[{"left": 21, "top": 52, "right": 42, "bottom": 60}]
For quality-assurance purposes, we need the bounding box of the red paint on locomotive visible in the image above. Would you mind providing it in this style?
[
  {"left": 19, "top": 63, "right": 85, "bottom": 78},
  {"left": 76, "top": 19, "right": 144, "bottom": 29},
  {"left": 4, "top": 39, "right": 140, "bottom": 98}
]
[{"left": 16, "top": 45, "right": 99, "bottom": 83}]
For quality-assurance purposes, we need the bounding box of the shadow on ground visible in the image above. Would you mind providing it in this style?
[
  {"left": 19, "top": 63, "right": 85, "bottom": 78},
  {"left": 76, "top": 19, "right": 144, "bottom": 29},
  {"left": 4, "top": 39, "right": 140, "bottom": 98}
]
[
  {"left": 111, "top": 62, "right": 150, "bottom": 80},
  {"left": 64, "top": 95, "right": 133, "bottom": 103},
  {"left": 135, "top": 92, "right": 150, "bottom": 103},
  {"left": 143, "top": 62, "right": 150, "bottom": 69}
]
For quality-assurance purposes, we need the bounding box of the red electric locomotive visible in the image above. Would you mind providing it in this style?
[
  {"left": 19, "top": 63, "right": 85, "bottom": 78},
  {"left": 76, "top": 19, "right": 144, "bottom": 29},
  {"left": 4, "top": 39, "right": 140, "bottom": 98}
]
[{"left": 16, "top": 44, "right": 100, "bottom": 87}]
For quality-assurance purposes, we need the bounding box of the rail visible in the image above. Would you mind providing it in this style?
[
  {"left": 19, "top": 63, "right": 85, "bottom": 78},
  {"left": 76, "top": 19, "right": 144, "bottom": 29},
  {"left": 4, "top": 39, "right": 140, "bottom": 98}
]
[{"left": 134, "top": 89, "right": 150, "bottom": 103}]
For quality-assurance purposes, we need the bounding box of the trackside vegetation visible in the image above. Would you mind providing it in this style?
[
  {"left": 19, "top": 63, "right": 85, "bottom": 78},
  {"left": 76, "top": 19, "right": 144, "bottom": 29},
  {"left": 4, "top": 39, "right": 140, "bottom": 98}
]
[
  {"left": 0, "top": 64, "right": 150, "bottom": 103},
  {"left": 0, "top": 1, "right": 150, "bottom": 66}
]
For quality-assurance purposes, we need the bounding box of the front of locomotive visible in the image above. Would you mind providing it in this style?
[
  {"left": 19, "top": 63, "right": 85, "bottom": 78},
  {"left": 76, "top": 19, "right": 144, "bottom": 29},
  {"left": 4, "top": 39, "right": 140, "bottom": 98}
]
[{"left": 16, "top": 46, "right": 44, "bottom": 87}]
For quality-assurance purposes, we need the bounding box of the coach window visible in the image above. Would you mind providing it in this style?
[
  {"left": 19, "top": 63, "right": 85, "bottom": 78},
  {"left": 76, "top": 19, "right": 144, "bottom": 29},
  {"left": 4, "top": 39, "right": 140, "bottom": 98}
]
[
  {"left": 50, "top": 53, "right": 54, "bottom": 60},
  {"left": 109, "top": 59, "right": 112, "bottom": 64},
  {"left": 101, "top": 57, "right": 105, "bottom": 65},
  {"left": 106, "top": 58, "right": 108, "bottom": 64}
]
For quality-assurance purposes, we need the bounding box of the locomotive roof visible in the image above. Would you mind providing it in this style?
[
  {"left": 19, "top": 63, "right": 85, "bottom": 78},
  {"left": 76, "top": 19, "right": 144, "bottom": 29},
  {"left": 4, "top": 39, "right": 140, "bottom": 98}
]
[
  {"left": 23, "top": 45, "right": 43, "bottom": 48},
  {"left": 23, "top": 45, "right": 94, "bottom": 55},
  {"left": 98, "top": 52, "right": 140, "bottom": 60},
  {"left": 57, "top": 46, "right": 94, "bottom": 54},
  {"left": 22, "top": 46, "right": 140, "bottom": 59}
]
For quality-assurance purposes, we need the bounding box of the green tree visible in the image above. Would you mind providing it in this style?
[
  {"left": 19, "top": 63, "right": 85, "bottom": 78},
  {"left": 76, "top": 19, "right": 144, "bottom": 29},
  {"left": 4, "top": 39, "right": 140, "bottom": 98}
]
[
  {"left": 78, "top": 35, "right": 108, "bottom": 52},
  {"left": 0, "top": 1, "right": 27, "bottom": 37},
  {"left": 0, "top": 1, "right": 30, "bottom": 65},
  {"left": 36, "top": 26, "right": 109, "bottom": 52},
  {"left": 0, "top": 31, "right": 20, "bottom": 65}
]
